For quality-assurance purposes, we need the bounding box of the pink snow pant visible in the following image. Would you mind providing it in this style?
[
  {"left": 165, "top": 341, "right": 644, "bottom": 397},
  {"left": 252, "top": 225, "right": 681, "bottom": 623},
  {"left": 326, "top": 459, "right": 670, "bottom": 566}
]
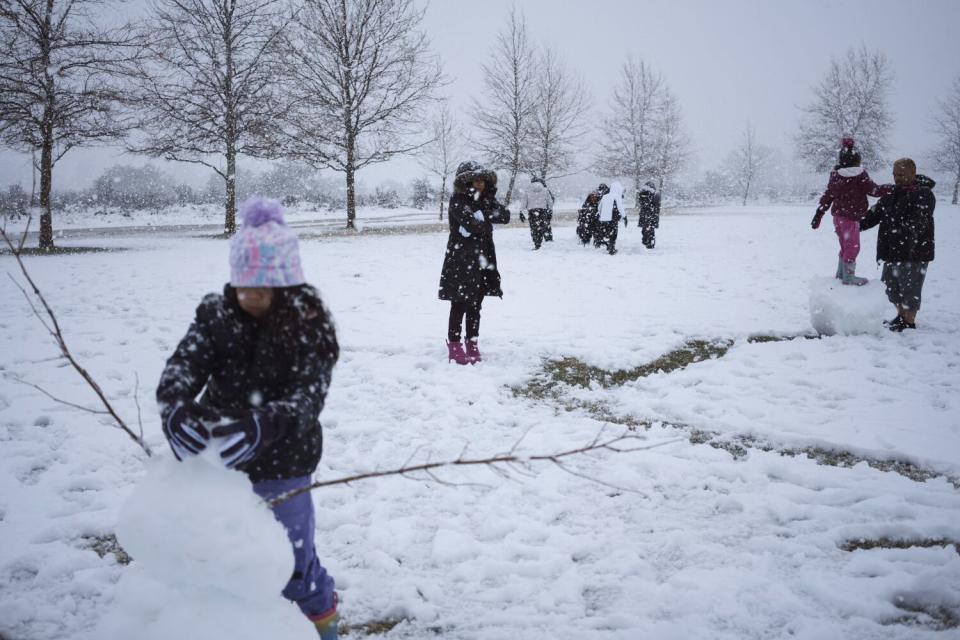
[{"left": 833, "top": 215, "right": 861, "bottom": 263}]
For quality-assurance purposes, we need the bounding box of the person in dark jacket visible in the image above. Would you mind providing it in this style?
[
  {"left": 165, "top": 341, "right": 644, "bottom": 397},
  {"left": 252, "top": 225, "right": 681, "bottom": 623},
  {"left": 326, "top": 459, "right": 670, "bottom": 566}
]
[
  {"left": 859, "top": 158, "right": 936, "bottom": 331},
  {"left": 438, "top": 161, "right": 511, "bottom": 364},
  {"left": 523, "top": 176, "right": 555, "bottom": 249},
  {"left": 636, "top": 180, "right": 661, "bottom": 249},
  {"left": 156, "top": 196, "right": 340, "bottom": 640},
  {"left": 577, "top": 183, "right": 608, "bottom": 246},
  {"left": 811, "top": 138, "right": 893, "bottom": 285}
]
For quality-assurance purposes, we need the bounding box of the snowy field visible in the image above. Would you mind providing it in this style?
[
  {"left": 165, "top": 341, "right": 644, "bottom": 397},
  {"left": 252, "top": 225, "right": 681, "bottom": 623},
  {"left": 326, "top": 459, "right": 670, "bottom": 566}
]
[{"left": 1, "top": 203, "right": 959, "bottom": 639}]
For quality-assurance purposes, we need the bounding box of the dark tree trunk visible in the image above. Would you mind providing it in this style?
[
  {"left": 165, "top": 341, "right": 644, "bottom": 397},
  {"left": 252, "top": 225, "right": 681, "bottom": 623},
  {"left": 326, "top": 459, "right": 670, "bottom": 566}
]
[
  {"left": 31, "top": 148, "right": 38, "bottom": 207},
  {"left": 439, "top": 175, "right": 446, "bottom": 220},
  {"left": 222, "top": 8, "right": 238, "bottom": 236},
  {"left": 38, "top": 0, "right": 55, "bottom": 249},
  {"left": 345, "top": 160, "right": 356, "bottom": 229},
  {"left": 504, "top": 167, "right": 517, "bottom": 210},
  {"left": 225, "top": 146, "right": 237, "bottom": 234},
  {"left": 953, "top": 172, "right": 959, "bottom": 205},
  {"left": 38, "top": 130, "right": 54, "bottom": 249}
]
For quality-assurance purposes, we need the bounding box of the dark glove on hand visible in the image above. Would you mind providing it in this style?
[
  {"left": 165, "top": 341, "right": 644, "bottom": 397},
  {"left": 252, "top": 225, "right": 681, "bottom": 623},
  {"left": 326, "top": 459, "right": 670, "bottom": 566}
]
[
  {"left": 163, "top": 401, "right": 217, "bottom": 460},
  {"left": 211, "top": 413, "right": 279, "bottom": 469},
  {"left": 624, "top": 217, "right": 628, "bottom": 228},
  {"left": 811, "top": 211, "right": 824, "bottom": 229},
  {"left": 519, "top": 212, "right": 526, "bottom": 223}
]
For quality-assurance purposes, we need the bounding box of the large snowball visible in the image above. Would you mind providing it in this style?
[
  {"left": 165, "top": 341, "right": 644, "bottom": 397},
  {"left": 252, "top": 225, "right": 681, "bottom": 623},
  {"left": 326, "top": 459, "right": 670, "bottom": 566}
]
[
  {"left": 94, "top": 452, "right": 315, "bottom": 640},
  {"left": 809, "top": 277, "right": 890, "bottom": 336}
]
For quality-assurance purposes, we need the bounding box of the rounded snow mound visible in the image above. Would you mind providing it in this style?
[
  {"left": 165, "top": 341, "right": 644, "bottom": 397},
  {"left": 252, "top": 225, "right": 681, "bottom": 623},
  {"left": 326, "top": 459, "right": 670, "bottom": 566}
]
[
  {"left": 809, "top": 277, "right": 889, "bottom": 336},
  {"left": 94, "top": 452, "right": 315, "bottom": 640}
]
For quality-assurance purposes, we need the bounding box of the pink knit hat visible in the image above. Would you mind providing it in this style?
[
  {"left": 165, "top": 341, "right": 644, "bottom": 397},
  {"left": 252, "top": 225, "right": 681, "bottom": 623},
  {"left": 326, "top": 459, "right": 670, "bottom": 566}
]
[{"left": 229, "top": 197, "right": 305, "bottom": 287}]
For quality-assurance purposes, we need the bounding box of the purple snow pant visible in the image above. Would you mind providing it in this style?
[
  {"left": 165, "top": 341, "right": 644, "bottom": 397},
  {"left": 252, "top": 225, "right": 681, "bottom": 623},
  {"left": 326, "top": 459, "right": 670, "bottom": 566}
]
[
  {"left": 833, "top": 215, "right": 861, "bottom": 263},
  {"left": 253, "top": 475, "right": 336, "bottom": 621}
]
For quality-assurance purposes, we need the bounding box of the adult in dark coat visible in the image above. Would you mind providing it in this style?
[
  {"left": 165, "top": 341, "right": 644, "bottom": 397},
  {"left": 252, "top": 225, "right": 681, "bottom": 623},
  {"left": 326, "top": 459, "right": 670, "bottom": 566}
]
[
  {"left": 636, "top": 180, "right": 661, "bottom": 249},
  {"left": 438, "top": 161, "right": 510, "bottom": 364},
  {"left": 859, "top": 158, "right": 936, "bottom": 331}
]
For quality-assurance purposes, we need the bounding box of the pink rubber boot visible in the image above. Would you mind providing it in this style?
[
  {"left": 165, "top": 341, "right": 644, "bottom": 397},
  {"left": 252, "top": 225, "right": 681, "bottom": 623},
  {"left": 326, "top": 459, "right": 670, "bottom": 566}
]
[
  {"left": 465, "top": 340, "right": 481, "bottom": 364},
  {"left": 447, "top": 341, "right": 470, "bottom": 365}
]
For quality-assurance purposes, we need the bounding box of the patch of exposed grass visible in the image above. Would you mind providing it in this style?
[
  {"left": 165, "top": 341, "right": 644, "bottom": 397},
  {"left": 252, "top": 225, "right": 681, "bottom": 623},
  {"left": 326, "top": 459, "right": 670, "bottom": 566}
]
[
  {"left": 513, "top": 337, "right": 960, "bottom": 489},
  {"left": 746, "top": 333, "right": 820, "bottom": 344},
  {"left": 840, "top": 537, "right": 960, "bottom": 554},
  {"left": 81, "top": 533, "right": 132, "bottom": 565},
  {"left": 888, "top": 601, "right": 960, "bottom": 631},
  {"left": 537, "top": 339, "right": 734, "bottom": 390},
  {"left": 339, "top": 617, "right": 408, "bottom": 636}
]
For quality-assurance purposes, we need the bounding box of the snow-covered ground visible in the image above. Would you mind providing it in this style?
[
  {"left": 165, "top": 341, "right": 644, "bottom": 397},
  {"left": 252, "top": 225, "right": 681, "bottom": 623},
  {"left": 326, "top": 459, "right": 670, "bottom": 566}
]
[{"left": 1, "top": 204, "right": 959, "bottom": 639}]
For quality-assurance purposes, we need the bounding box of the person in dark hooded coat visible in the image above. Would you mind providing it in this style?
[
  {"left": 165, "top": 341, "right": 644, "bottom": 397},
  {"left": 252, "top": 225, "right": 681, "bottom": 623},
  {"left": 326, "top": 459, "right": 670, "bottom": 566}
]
[
  {"left": 438, "top": 161, "right": 511, "bottom": 364},
  {"left": 156, "top": 196, "right": 340, "bottom": 639},
  {"left": 577, "top": 183, "right": 608, "bottom": 246},
  {"left": 636, "top": 180, "right": 661, "bottom": 248}
]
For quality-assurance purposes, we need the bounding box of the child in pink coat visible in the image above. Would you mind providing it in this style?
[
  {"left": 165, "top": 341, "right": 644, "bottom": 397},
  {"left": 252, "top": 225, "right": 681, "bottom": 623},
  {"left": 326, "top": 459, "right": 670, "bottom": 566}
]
[{"left": 811, "top": 138, "right": 893, "bottom": 285}]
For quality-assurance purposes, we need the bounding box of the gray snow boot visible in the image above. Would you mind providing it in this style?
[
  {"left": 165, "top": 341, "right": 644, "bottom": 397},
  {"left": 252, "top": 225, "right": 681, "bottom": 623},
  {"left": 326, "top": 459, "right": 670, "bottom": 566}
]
[
  {"left": 835, "top": 257, "right": 843, "bottom": 279},
  {"left": 841, "top": 260, "right": 868, "bottom": 286}
]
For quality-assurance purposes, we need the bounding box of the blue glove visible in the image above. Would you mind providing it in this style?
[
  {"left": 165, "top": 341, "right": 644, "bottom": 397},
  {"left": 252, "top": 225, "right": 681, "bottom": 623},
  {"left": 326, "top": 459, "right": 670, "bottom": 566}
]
[
  {"left": 211, "top": 413, "right": 278, "bottom": 469},
  {"left": 163, "top": 402, "right": 216, "bottom": 460}
]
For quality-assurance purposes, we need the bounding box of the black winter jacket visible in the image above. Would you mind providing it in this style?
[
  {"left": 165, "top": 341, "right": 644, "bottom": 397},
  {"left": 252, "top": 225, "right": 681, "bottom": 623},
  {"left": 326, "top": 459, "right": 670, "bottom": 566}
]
[
  {"left": 860, "top": 175, "right": 936, "bottom": 263},
  {"left": 438, "top": 190, "right": 511, "bottom": 302},
  {"left": 156, "top": 285, "right": 339, "bottom": 482},
  {"left": 636, "top": 189, "right": 661, "bottom": 228}
]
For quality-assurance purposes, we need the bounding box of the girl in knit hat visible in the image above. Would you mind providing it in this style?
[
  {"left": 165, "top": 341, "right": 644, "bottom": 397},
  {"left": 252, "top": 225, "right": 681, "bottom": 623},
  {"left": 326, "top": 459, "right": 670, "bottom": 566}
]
[
  {"left": 811, "top": 138, "right": 893, "bottom": 285},
  {"left": 156, "top": 196, "right": 340, "bottom": 639}
]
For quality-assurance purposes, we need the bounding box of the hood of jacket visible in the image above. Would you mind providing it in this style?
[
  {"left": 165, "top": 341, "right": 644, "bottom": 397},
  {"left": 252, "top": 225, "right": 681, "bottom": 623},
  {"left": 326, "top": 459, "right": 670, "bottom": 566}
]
[{"left": 836, "top": 166, "right": 865, "bottom": 178}]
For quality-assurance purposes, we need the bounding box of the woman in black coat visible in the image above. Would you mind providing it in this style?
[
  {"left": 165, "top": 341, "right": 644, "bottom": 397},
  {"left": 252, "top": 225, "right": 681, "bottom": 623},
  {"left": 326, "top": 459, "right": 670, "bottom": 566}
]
[{"left": 438, "top": 161, "right": 510, "bottom": 364}]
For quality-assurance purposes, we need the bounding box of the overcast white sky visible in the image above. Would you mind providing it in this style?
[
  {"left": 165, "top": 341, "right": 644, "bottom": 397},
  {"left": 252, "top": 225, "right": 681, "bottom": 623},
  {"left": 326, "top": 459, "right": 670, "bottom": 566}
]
[{"left": 2, "top": 0, "right": 958, "bottom": 191}]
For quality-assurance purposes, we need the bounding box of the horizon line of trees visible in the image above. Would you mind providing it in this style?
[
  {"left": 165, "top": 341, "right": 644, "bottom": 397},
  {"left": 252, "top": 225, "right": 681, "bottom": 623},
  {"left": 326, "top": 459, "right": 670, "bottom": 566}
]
[{"left": 2, "top": 0, "right": 958, "bottom": 248}]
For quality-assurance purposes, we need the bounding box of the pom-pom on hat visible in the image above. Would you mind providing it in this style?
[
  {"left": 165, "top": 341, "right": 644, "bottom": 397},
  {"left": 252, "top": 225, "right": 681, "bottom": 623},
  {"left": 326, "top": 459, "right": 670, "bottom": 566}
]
[{"left": 229, "top": 196, "right": 305, "bottom": 288}]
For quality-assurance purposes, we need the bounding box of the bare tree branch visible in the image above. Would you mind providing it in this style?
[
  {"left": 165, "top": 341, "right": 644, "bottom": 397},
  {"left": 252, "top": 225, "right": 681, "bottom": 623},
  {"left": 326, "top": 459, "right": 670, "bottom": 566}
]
[
  {"left": 269, "top": 433, "right": 683, "bottom": 506},
  {"left": 0, "top": 223, "right": 153, "bottom": 456}
]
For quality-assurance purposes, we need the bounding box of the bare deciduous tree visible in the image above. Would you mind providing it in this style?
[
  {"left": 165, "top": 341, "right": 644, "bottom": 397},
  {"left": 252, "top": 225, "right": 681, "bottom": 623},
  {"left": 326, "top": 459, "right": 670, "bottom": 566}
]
[
  {"left": 0, "top": 0, "right": 140, "bottom": 248},
  {"left": 130, "top": 0, "right": 291, "bottom": 235},
  {"left": 596, "top": 56, "right": 665, "bottom": 194},
  {"left": 523, "top": 45, "right": 590, "bottom": 186},
  {"left": 929, "top": 75, "right": 960, "bottom": 205},
  {"left": 796, "top": 46, "right": 894, "bottom": 172},
  {"left": 418, "top": 101, "right": 464, "bottom": 220},
  {"left": 729, "top": 121, "right": 772, "bottom": 206},
  {"left": 650, "top": 90, "right": 690, "bottom": 195},
  {"left": 470, "top": 5, "right": 535, "bottom": 207},
  {"left": 283, "top": 0, "right": 442, "bottom": 229}
]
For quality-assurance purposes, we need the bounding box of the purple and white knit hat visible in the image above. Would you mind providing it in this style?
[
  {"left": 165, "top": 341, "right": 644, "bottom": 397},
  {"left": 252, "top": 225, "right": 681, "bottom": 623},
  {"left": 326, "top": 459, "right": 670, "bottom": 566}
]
[{"left": 229, "top": 196, "right": 305, "bottom": 288}]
